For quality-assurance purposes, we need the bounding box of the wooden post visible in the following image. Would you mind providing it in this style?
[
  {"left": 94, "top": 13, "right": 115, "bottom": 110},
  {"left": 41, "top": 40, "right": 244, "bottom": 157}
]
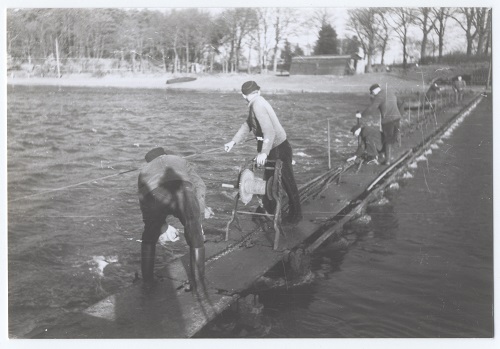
[
  {"left": 131, "top": 50, "right": 136, "bottom": 73},
  {"left": 356, "top": 111, "right": 360, "bottom": 147},
  {"left": 486, "top": 60, "right": 492, "bottom": 90},
  {"left": 161, "top": 48, "right": 167, "bottom": 72},
  {"left": 247, "top": 39, "right": 252, "bottom": 74},
  {"left": 55, "top": 38, "right": 61, "bottom": 78},
  {"left": 408, "top": 98, "right": 411, "bottom": 124},
  {"left": 327, "top": 119, "right": 331, "bottom": 170},
  {"left": 417, "top": 94, "right": 420, "bottom": 123}
]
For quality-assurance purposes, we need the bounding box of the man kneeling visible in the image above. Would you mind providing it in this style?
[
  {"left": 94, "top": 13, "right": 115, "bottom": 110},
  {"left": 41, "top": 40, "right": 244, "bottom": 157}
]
[
  {"left": 138, "top": 147, "right": 206, "bottom": 291},
  {"left": 347, "top": 125, "right": 383, "bottom": 165}
]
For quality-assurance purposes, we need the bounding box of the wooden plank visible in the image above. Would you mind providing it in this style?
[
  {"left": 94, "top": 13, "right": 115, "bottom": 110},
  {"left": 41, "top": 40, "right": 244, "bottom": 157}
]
[
  {"left": 206, "top": 245, "right": 283, "bottom": 293},
  {"left": 36, "top": 280, "right": 235, "bottom": 338}
]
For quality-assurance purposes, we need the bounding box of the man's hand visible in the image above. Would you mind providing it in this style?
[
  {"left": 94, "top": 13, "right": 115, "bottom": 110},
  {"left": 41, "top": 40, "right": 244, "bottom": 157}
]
[
  {"left": 224, "top": 141, "right": 235, "bottom": 152},
  {"left": 347, "top": 155, "right": 357, "bottom": 162},
  {"left": 256, "top": 152, "right": 267, "bottom": 166}
]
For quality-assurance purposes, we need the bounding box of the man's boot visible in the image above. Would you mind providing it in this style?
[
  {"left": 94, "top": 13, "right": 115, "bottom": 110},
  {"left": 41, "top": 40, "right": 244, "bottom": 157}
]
[
  {"left": 286, "top": 206, "right": 303, "bottom": 225},
  {"left": 141, "top": 241, "right": 156, "bottom": 283},
  {"left": 188, "top": 247, "right": 206, "bottom": 292}
]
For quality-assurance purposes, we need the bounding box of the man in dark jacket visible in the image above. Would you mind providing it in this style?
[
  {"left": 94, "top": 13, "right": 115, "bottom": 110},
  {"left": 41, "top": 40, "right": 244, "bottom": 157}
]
[
  {"left": 224, "top": 81, "right": 302, "bottom": 224},
  {"left": 347, "top": 125, "right": 382, "bottom": 164},
  {"left": 360, "top": 83, "right": 402, "bottom": 165},
  {"left": 138, "top": 147, "right": 206, "bottom": 291},
  {"left": 452, "top": 76, "right": 466, "bottom": 103}
]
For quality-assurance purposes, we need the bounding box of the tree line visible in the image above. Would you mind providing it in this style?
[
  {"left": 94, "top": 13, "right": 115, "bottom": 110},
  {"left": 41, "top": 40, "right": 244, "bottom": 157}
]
[
  {"left": 7, "top": 8, "right": 307, "bottom": 74},
  {"left": 6, "top": 7, "right": 492, "bottom": 75},
  {"left": 347, "top": 7, "right": 492, "bottom": 71}
]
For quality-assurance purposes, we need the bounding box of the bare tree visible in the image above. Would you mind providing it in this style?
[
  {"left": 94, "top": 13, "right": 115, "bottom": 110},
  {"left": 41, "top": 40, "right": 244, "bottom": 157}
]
[
  {"left": 431, "top": 7, "right": 454, "bottom": 62},
  {"left": 451, "top": 8, "right": 478, "bottom": 56},
  {"left": 390, "top": 8, "right": 417, "bottom": 68},
  {"left": 234, "top": 9, "right": 258, "bottom": 72},
  {"left": 147, "top": 12, "right": 170, "bottom": 72},
  {"left": 414, "top": 7, "right": 435, "bottom": 62},
  {"left": 475, "top": 8, "right": 491, "bottom": 55},
  {"left": 164, "top": 9, "right": 183, "bottom": 73},
  {"left": 270, "top": 8, "right": 298, "bottom": 74},
  {"left": 483, "top": 8, "right": 492, "bottom": 55},
  {"left": 310, "top": 8, "right": 335, "bottom": 29},
  {"left": 251, "top": 8, "right": 273, "bottom": 73},
  {"left": 346, "top": 8, "right": 380, "bottom": 72},
  {"left": 216, "top": 8, "right": 257, "bottom": 73},
  {"left": 374, "top": 9, "right": 391, "bottom": 65},
  {"left": 7, "top": 10, "right": 35, "bottom": 64}
]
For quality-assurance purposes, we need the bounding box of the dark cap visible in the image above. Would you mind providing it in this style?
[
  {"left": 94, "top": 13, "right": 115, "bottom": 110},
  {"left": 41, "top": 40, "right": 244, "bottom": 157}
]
[
  {"left": 369, "top": 83, "right": 380, "bottom": 93},
  {"left": 350, "top": 125, "right": 361, "bottom": 134},
  {"left": 145, "top": 147, "right": 166, "bottom": 162},
  {"left": 241, "top": 81, "right": 260, "bottom": 95}
]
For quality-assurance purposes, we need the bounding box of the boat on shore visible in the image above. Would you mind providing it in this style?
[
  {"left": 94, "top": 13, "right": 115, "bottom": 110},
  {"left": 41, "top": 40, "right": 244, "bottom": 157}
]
[{"left": 166, "top": 77, "right": 197, "bottom": 84}]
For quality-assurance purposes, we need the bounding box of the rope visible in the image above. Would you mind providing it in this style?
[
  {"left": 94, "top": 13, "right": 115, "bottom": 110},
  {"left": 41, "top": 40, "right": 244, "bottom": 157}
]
[
  {"left": 183, "top": 146, "right": 224, "bottom": 159},
  {"left": 8, "top": 138, "right": 255, "bottom": 203},
  {"left": 8, "top": 168, "right": 138, "bottom": 203}
]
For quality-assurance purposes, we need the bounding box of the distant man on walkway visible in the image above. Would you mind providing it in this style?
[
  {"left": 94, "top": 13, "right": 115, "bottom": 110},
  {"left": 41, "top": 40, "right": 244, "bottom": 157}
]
[
  {"left": 425, "top": 82, "right": 441, "bottom": 101},
  {"left": 359, "top": 83, "right": 402, "bottom": 166},
  {"left": 453, "top": 76, "right": 466, "bottom": 103},
  {"left": 224, "top": 81, "right": 302, "bottom": 224},
  {"left": 347, "top": 125, "right": 382, "bottom": 165},
  {"left": 138, "top": 147, "right": 206, "bottom": 291}
]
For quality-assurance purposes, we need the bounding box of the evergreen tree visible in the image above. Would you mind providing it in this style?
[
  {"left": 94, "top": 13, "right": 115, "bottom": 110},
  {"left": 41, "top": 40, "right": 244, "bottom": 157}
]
[
  {"left": 293, "top": 44, "right": 304, "bottom": 56},
  {"left": 343, "top": 35, "right": 361, "bottom": 55},
  {"left": 280, "top": 39, "right": 293, "bottom": 70},
  {"left": 313, "top": 23, "right": 338, "bottom": 55}
]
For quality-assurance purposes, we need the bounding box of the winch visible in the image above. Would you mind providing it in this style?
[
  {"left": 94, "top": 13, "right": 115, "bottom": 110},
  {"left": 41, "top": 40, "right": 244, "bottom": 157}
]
[{"left": 222, "top": 159, "right": 284, "bottom": 250}]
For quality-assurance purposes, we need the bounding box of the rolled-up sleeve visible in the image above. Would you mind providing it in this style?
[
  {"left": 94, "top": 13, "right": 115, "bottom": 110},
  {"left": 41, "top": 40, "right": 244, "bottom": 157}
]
[{"left": 232, "top": 121, "right": 251, "bottom": 145}]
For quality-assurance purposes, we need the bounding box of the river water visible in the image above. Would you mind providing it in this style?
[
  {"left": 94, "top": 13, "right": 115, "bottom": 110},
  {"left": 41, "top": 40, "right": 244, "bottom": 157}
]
[
  {"left": 7, "top": 85, "right": 493, "bottom": 339},
  {"left": 201, "top": 96, "right": 494, "bottom": 338}
]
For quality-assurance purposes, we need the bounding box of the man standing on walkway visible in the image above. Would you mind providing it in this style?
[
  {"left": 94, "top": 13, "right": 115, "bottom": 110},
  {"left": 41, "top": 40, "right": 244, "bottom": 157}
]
[
  {"left": 359, "top": 83, "right": 402, "bottom": 166},
  {"left": 224, "top": 81, "right": 302, "bottom": 224},
  {"left": 138, "top": 147, "right": 206, "bottom": 291},
  {"left": 453, "top": 76, "right": 466, "bottom": 103}
]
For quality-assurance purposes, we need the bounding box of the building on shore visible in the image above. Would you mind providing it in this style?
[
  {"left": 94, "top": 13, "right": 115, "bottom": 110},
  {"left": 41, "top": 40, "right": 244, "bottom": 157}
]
[{"left": 290, "top": 54, "right": 365, "bottom": 75}]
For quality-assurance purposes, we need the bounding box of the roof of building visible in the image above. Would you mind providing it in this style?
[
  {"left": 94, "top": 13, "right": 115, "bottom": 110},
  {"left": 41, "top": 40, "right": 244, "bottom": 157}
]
[{"left": 291, "top": 54, "right": 356, "bottom": 62}]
